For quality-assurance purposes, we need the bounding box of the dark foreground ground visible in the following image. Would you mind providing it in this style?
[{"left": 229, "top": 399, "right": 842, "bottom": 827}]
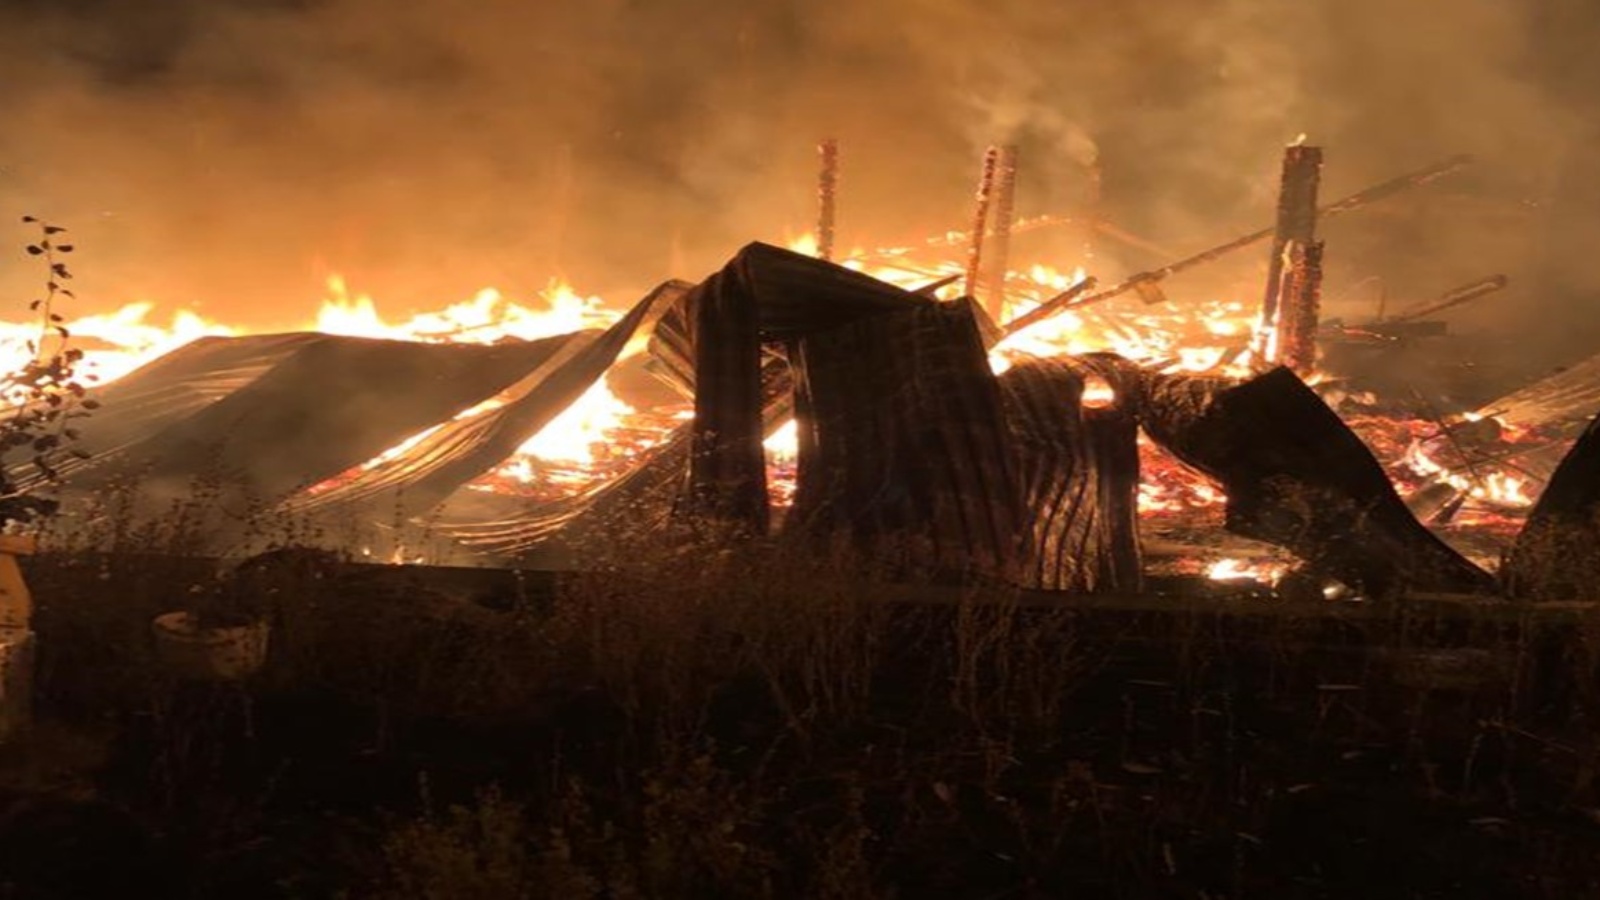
[{"left": 4, "top": 548, "right": 1600, "bottom": 899}]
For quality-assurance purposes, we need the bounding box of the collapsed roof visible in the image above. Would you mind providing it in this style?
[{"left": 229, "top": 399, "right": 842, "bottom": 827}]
[{"left": 26, "top": 243, "right": 1600, "bottom": 597}]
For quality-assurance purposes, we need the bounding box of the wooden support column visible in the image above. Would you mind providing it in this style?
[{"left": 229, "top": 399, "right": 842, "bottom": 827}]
[
  {"left": 816, "top": 138, "right": 839, "bottom": 262},
  {"left": 963, "top": 146, "right": 1001, "bottom": 300},
  {"left": 1257, "top": 145, "right": 1323, "bottom": 369},
  {"left": 1276, "top": 238, "right": 1325, "bottom": 375},
  {"left": 980, "top": 145, "right": 1020, "bottom": 320}
]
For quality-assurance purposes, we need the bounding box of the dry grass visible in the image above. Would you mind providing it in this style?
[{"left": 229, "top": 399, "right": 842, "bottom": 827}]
[{"left": 9, "top": 513, "right": 1600, "bottom": 897}]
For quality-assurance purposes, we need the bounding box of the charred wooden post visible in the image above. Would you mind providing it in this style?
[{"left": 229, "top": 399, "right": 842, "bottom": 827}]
[
  {"left": 1135, "top": 366, "right": 1496, "bottom": 595},
  {"left": 980, "top": 145, "right": 1020, "bottom": 319},
  {"left": 1082, "top": 157, "right": 1103, "bottom": 266},
  {"left": 1002, "top": 154, "right": 1473, "bottom": 340},
  {"left": 999, "top": 355, "right": 1142, "bottom": 592},
  {"left": 964, "top": 146, "right": 1001, "bottom": 300},
  {"left": 1276, "top": 238, "right": 1325, "bottom": 375},
  {"left": 817, "top": 138, "right": 839, "bottom": 262},
  {"left": 1258, "top": 145, "right": 1323, "bottom": 365}
]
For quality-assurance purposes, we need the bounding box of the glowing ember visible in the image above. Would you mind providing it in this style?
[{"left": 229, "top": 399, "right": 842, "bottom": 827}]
[
  {"left": 1401, "top": 432, "right": 1536, "bottom": 509},
  {"left": 1206, "top": 558, "right": 1290, "bottom": 586},
  {"left": 764, "top": 419, "right": 799, "bottom": 462},
  {"left": 757, "top": 420, "right": 800, "bottom": 508},
  {"left": 1081, "top": 375, "right": 1116, "bottom": 409}
]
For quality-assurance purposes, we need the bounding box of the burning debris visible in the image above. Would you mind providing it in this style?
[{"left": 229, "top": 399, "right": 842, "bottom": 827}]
[{"left": 3, "top": 145, "right": 1590, "bottom": 602}]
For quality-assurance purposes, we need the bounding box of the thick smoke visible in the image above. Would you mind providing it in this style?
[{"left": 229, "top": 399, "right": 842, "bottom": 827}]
[{"left": 0, "top": 0, "right": 1597, "bottom": 359}]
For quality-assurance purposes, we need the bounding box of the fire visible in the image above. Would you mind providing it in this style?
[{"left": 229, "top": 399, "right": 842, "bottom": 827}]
[
  {"left": 310, "top": 275, "right": 652, "bottom": 488},
  {"left": 785, "top": 232, "right": 820, "bottom": 257},
  {"left": 1206, "top": 557, "right": 1290, "bottom": 586},
  {"left": 1402, "top": 438, "right": 1535, "bottom": 509},
  {"left": 764, "top": 419, "right": 799, "bottom": 462},
  {"left": 1081, "top": 375, "right": 1116, "bottom": 408},
  {"left": 0, "top": 302, "right": 238, "bottom": 385},
  {"left": 514, "top": 379, "right": 635, "bottom": 466},
  {"left": 0, "top": 226, "right": 1550, "bottom": 550},
  {"left": 764, "top": 420, "right": 801, "bottom": 508},
  {"left": 305, "top": 396, "right": 506, "bottom": 497},
  {"left": 315, "top": 275, "right": 618, "bottom": 343}
]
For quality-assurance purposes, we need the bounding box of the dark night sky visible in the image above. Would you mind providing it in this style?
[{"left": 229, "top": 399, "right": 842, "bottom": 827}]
[{"left": 2, "top": 0, "right": 1600, "bottom": 353}]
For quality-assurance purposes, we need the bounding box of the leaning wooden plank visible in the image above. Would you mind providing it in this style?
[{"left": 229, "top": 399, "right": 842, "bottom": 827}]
[
  {"left": 1136, "top": 366, "right": 1496, "bottom": 595},
  {"left": 1384, "top": 274, "right": 1509, "bottom": 325}
]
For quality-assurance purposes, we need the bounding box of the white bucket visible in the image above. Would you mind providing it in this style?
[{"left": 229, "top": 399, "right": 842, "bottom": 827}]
[{"left": 152, "top": 612, "right": 270, "bottom": 681}]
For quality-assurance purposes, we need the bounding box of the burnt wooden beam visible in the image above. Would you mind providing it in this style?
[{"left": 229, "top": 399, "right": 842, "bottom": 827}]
[
  {"left": 1081, "top": 156, "right": 1103, "bottom": 266},
  {"left": 1002, "top": 154, "right": 1474, "bottom": 339},
  {"left": 1384, "top": 274, "right": 1510, "bottom": 325}
]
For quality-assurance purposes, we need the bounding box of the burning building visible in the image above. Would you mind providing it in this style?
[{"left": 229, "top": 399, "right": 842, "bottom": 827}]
[{"left": 6, "top": 141, "right": 1596, "bottom": 602}]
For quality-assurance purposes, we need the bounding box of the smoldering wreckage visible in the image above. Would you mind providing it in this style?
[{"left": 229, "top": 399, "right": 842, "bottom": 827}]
[{"left": 15, "top": 144, "right": 1600, "bottom": 607}]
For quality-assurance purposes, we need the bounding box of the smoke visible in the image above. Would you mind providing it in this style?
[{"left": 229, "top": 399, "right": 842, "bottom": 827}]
[{"left": 0, "top": 0, "right": 1597, "bottom": 353}]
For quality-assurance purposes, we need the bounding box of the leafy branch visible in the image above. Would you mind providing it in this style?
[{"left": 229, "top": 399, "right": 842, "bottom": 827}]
[{"left": 0, "top": 217, "right": 97, "bottom": 527}]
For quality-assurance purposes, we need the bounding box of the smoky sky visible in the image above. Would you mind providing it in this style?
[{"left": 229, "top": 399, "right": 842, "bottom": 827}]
[{"left": 2, "top": 0, "right": 1600, "bottom": 353}]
